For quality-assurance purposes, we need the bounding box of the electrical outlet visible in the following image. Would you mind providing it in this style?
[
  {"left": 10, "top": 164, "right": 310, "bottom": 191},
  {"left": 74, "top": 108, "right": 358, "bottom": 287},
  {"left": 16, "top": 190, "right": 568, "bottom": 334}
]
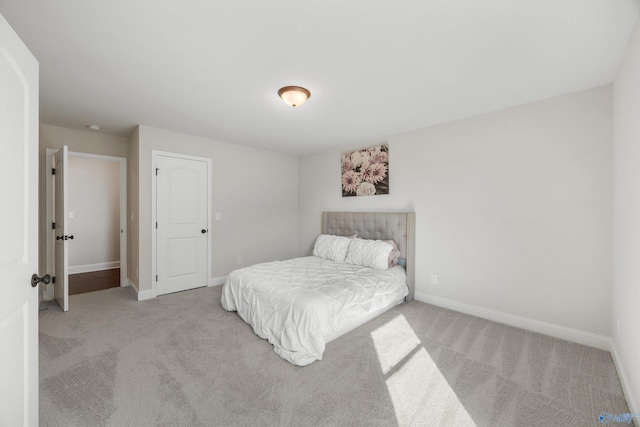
[
  {"left": 69, "top": 211, "right": 75, "bottom": 218},
  {"left": 431, "top": 274, "right": 438, "bottom": 284},
  {"left": 215, "top": 212, "right": 222, "bottom": 221},
  {"left": 237, "top": 257, "right": 243, "bottom": 265}
]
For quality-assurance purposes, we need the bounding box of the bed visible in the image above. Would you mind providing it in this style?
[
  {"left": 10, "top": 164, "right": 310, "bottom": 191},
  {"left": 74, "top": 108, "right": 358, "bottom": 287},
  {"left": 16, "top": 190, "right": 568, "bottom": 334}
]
[{"left": 221, "top": 212, "right": 416, "bottom": 366}]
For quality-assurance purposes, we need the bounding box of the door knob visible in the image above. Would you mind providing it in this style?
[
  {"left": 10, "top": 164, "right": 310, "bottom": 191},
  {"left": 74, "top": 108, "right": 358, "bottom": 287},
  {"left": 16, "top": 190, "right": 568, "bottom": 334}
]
[
  {"left": 201, "top": 229, "right": 207, "bottom": 234},
  {"left": 69, "top": 235, "right": 74, "bottom": 239},
  {"left": 31, "top": 273, "right": 51, "bottom": 288}
]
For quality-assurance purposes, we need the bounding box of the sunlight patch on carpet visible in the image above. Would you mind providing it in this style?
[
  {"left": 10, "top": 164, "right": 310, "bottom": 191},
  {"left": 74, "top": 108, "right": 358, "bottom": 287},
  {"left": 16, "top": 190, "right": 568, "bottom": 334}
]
[
  {"left": 370, "top": 315, "right": 420, "bottom": 374},
  {"left": 372, "top": 315, "right": 475, "bottom": 426}
]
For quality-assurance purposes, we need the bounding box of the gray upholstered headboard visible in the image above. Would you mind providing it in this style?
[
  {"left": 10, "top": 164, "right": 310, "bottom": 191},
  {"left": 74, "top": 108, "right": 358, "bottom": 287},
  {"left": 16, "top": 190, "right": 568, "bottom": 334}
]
[{"left": 321, "top": 212, "right": 416, "bottom": 302}]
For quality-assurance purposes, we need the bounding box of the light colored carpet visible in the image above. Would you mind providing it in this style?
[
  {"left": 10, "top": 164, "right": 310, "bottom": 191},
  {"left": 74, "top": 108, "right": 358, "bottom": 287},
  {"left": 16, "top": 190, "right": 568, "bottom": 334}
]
[{"left": 39, "top": 285, "right": 629, "bottom": 426}]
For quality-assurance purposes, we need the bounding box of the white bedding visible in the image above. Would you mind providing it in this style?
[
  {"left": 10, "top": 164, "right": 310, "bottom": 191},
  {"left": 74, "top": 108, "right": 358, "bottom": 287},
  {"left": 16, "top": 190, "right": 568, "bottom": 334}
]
[{"left": 221, "top": 256, "right": 408, "bottom": 366}]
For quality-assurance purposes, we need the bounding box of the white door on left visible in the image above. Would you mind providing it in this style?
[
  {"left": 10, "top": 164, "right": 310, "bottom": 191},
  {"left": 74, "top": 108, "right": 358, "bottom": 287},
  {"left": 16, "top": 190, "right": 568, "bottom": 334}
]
[
  {"left": 54, "top": 145, "right": 69, "bottom": 312},
  {"left": 0, "top": 12, "right": 40, "bottom": 427}
]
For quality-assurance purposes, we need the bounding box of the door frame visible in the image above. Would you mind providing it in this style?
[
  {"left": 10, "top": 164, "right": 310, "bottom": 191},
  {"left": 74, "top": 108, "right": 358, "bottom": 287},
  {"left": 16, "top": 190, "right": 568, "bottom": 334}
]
[
  {"left": 45, "top": 149, "right": 128, "bottom": 300},
  {"left": 151, "top": 150, "right": 212, "bottom": 298}
]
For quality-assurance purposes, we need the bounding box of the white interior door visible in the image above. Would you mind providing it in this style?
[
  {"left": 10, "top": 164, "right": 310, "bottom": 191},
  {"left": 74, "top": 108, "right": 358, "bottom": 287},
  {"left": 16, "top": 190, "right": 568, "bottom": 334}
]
[
  {"left": 0, "top": 13, "right": 40, "bottom": 426},
  {"left": 54, "top": 146, "right": 69, "bottom": 311},
  {"left": 156, "top": 155, "right": 208, "bottom": 295}
]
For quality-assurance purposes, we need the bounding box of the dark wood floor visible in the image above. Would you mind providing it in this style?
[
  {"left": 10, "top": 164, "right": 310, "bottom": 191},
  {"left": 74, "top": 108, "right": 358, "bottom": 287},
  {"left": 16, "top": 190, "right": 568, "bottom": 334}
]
[{"left": 69, "top": 268, "right": 120, "bottom": 295}]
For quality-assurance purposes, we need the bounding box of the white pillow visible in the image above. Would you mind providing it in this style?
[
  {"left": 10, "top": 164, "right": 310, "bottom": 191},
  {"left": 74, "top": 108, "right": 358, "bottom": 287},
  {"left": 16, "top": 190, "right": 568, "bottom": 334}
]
[
  {"left": 384, "top": 240, "right": 401, "bottom": 268},
  {"left": 313, "top": 234, "right": 352, "bottom": 262},
  {"left": 345, "top": 238, "right": 394, "bottom": 270}
]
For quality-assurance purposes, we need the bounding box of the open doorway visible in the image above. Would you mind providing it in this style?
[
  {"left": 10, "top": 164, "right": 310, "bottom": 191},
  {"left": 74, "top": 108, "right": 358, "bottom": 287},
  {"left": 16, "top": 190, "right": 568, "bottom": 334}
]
[
  {"left": 44, "top": 149, "right": 127, "bottom": 309},
  {"left": 67, "top": 155, "right": 121, "bottom": 294}
]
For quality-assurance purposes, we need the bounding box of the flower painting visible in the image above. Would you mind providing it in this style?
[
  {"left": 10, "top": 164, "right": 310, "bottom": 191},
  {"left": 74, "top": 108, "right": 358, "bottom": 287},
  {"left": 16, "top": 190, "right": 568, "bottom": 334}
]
[{"left": 341, "top": 144, "right": 389, "bottom": 197}]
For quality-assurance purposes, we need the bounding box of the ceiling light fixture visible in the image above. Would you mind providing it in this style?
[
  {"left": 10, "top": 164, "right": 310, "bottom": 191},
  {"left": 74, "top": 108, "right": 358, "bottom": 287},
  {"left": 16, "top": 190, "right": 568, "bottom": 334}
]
[
  {"left": 278, "top": 86, "right": 310, "bottom": 107},
  {"left": 86, "top": 124, "right": 101, "bottom": 131}
]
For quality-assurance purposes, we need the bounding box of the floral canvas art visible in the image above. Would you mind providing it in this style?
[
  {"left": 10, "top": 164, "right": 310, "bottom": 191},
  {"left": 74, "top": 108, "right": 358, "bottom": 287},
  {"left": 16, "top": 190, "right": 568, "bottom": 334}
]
[{"left": 341, "top": 144, "right": 389, "bottom": 197}]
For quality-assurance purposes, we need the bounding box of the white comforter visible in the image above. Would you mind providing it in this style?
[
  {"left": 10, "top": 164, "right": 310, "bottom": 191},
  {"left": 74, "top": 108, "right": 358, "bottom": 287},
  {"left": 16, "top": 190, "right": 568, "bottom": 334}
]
[{"left": 221, "top": 256, "right": 408, "bottom": 366}]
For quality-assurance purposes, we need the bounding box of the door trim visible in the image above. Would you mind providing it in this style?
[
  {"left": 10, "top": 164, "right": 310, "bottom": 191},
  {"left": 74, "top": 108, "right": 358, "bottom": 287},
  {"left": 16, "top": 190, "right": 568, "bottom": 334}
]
[
  {"left": 45, "top": 149, "right": 128, "bottom": 300},
  {"left": 151, "top": 150, "right": 212, "bottom": 298}
]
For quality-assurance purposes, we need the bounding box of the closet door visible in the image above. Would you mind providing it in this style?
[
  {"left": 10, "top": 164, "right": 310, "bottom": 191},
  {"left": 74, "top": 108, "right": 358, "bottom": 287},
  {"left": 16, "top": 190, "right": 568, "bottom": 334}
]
[{"left": 155, "top": 155, "right": 208, "bottom": 295}]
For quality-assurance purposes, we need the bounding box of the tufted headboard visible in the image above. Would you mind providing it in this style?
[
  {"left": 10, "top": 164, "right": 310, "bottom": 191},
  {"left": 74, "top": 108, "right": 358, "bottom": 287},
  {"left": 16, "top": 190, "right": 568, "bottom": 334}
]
[{"left": 321, "top": 212, "right": 416, "bottom": 302}]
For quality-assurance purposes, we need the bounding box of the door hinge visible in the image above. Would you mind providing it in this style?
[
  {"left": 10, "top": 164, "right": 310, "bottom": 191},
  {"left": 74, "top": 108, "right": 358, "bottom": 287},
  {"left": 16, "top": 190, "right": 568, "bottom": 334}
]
[
  {"left": 155, "top": 275, "right": 158, "bottom": 282},
  {"left": 52, "top": 222, "right": 56, "bottom": 230},
  {"left": 155, "top": 222, "right": 158, "bottom": 229},
  {"left": 52, "top": 276, "right": 56, "bottom": 284},
  {"left": 156, "top": 168, "right": 159, "bottom": 176},
  {"left": 52, "top": 168, "right": 56, "bottom": 175}
]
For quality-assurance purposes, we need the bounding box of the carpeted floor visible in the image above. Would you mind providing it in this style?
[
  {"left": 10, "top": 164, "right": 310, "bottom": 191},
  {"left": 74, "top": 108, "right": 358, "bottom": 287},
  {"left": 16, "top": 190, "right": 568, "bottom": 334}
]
[{"left": 39, "top": 285, "right": 629, "bottom": 426}]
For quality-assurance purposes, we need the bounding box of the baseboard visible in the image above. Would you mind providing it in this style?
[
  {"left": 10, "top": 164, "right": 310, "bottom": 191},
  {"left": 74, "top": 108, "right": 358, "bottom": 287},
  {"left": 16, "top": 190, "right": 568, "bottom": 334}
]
[
  {"left": 415, "top": 292, "right": 611, "bottom": 351},
  {"left": 68, "top": 261, "right": 120, "bottom": 275},
  {"left": 136, "top": 288, "right": 155, "bottom": 301},
  {"left": 126, "top": 279, "right": 155, "bottom": 301},
  {"left": 128, "top": 277, "right": 222, "bottom": 299},
  {"left": 610, "top": 341, "right": 640, "bottom": 425},
  {"left": 208, "top": 276, "right": 226, "bottom": 287},
  {"left": 125, "top": 280, "right": 138, "bottom": 298}
]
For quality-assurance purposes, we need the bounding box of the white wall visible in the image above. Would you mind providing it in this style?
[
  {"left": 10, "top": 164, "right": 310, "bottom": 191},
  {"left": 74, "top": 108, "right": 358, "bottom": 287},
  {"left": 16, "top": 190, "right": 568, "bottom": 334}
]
[
  {"left": 67, "top": 156, "right": 121, "bottom": 271},
  {"left": 128, "top": 127, "right": 140, "bottom": 288},
  {"left": 130, "top": 125, "right": 299, "bottom": 294},
  {"left": 612, "top": 19, "right": 640, "bottom": 416},
  {"left": 299, "top": 86, "right": 612, "bottom": 338}
]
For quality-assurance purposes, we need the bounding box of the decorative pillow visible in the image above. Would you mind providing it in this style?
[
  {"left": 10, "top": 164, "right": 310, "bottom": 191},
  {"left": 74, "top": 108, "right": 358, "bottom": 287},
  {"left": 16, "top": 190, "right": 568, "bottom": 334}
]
[
  {"left": 312, "top": 234, "right": 352, "bottom": 262},
  {"left": 345, "top": 238, "right": 394, "bottom": 270},
  {"left": 384, "top": 240, "right": 401, "bottom": 268}
]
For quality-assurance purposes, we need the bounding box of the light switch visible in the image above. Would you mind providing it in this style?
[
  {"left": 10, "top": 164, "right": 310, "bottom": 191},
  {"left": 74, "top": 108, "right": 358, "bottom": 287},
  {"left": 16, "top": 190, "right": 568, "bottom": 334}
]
[
  {"left": 69, "top": 211, "right": 75, "bottom": 218},
  {"left": 215, "top": 212, "right": 222, "bottom": 221}
]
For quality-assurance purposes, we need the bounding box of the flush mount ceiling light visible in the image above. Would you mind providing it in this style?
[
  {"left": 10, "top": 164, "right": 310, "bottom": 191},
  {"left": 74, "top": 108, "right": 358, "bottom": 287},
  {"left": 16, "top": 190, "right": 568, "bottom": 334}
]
[
  {"left": 86, "top": 124, "right": 101, "bottom": 131},
  {"left": 278, "top": 86, "right": 311, "bottom": 107}
]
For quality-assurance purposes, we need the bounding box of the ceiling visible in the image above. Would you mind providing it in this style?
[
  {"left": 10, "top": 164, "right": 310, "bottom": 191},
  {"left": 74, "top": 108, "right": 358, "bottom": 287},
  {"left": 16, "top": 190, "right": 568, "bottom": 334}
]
[{"left": 0, "top": 1, "right": 638, "bottom": 156}]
